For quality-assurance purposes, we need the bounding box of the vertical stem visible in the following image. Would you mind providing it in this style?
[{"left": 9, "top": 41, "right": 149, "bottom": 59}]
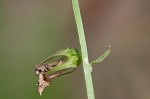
[{"left": 71, "top": 0, "right": 95, "bottom": 99}]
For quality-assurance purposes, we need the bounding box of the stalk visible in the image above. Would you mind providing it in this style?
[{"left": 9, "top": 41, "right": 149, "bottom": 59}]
[{"left": 71, "top": 0, "right": 95, "bottom": 99}]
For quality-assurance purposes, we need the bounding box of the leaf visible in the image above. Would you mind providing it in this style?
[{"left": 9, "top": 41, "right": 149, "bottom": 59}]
[{"left": 90, "top": 46, "right": 110, "bottom": 65}]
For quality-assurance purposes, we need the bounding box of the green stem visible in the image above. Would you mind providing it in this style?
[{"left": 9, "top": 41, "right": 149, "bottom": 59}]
[{"left": 71, "top": 0, "right": 95, "bottom": 99}]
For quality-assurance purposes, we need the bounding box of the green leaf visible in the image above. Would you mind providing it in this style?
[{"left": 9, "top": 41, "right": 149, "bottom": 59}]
[{"left": 90, "top": 46, "right": 110, "bottom": 65}]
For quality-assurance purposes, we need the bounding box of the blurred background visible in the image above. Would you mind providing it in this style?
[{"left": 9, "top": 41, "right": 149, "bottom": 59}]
[{"left": 0, "top": 0, "right": 150, "bottom": 99}]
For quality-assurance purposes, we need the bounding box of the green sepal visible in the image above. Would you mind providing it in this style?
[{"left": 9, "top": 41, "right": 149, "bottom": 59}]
[{"left": 41, "top": 48, "right": 81, "bottom": 75}]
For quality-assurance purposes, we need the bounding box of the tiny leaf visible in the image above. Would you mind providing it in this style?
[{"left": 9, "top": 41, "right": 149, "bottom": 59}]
[{"left": 90, "top": 46, "right": 110, "bottom": 65}]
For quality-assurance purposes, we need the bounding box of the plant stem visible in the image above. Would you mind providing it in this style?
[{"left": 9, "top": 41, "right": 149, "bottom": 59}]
[{"left": 71, "top": 0, "right": 95, "bottom": 99}]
